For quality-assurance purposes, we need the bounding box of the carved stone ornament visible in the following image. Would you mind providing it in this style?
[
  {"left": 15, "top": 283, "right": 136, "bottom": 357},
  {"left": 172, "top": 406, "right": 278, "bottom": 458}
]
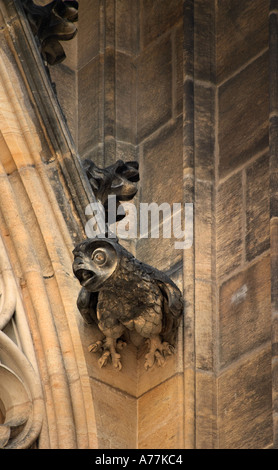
[
  {"left": 73, "top": 159, "right": 183, "bottom": 371},
  {"left": 22, "top": 0, "right": 79, "bottom": 65},
  {"left": 0, "top": 236, "right": 43, "bottom": 449},
  {"left": 73, "top": 238, "right": 183, "bottom": 371},
  {"left": 83, "top": 158, "right": 140, "bottom": 222}
]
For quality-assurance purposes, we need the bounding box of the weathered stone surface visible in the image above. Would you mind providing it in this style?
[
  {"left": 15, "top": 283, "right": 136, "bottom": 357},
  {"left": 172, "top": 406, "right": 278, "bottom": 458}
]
[
  {"left": 78, "top": 56, "right": 102, "bottom": 157},
  {"left": 138, "top": 374, "right": 184, "bottom": 449},
  {"left": 140, "top": 0, "right": 183, "bottom": 48},
  {"left": 140, "top": 117, "right": 183, "bottom": 205},
  {"left": 218, "top": 53, "right": 269, "bottom": 178},
  {"left": 246, "top": 153, "right": 270, "bottom": 260},
  {"left": 194, "top": 0, "right": 216, "bottom": 83},
  {"left": 195, "top": 281, "right": 213, "bottom": 370},
  {"left": 219, "top": 255, "right": 271, "bottom": 368},
  {"left": 175, "top": 24, "right": 183, "bottom": 117},
  {"left": 195, "top": 181, "right": 213, "bottom": 281},
  {"left": 271, "top": 218, "right": 278, "bottom": 317},
  {"left": 194, "top": 84, "right": 215, "bottom": 181},
  {"left": 196, "top": 371, "right": 217, "bottom": 449},
  {"left": 218, "top": 346, "right": 272, "bottom": 449},
  {"left": 90, "top": 378, "right": 137, "bottom": 448},
  {"left": 183, "top": 77, "right": 194, "bottom": 171},
  {"left": 116, "top": 52, "right": 136, "bottom": 144},
  {"left": 103, "top": 48, "right": 116, "bottom": 140},
  {"left": 116, "top": 0, "right": 139, "bottom": 55},
  {"left": 216, "top": 173, "right": 243, "bottom": 278},
  {"left": 270, "top": 116, "right": 278, "bottom": 218},
  {"left": 78, "top": 0, "right": 100, "bottom": 69},
  {"left": 269, "top": 10, "right": 278, "bottom": 115},
  {"left": 137, "top": 35, "right": 172, "bottom": 141},
  {"left": 216, "top": 0, "right": 269, "bottom": 83},
  {"left": 50, "top": 64, "right": 78, "bottom": 143},
  {"left": 133, "top": 144, "right": 185, "bottom": 284},
  {"left": 116, "top": 141, "right": 138, "bottom": 164}
]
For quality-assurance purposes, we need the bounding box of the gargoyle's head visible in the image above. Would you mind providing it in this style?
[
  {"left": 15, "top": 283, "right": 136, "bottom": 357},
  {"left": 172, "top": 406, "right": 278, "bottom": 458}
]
[{"left": 72, "top": 238, "right": 119, "bottom": 292}]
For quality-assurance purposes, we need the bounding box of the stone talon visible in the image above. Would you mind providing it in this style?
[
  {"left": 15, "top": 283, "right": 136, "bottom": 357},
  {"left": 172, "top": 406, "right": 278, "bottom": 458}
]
[
  {"left": 98, "top": 351, "right": 110, "bottom": 368},
  {"left": 144, "top": 337, "right": 175, "bottom": 370},
  {"left": 162, "top": 342, "right": 175, "bottom": 356},
  {"left": 154, "top": 350, "right": 165, "bottom": 367},
  {"left": 88, "top": 340, "right": 103, "bottom": 353},
  {"left": 112, "top": 353, "right": 122, "bottom": 370},
  {"left": 144, "top": 353, "right": 155, "bottom": 370}
]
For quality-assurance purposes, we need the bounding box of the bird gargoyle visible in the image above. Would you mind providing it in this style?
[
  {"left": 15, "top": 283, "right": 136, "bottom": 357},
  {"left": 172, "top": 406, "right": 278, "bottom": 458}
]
[{"left": 73, "top": 238, "right": 183, "bottom": 371}]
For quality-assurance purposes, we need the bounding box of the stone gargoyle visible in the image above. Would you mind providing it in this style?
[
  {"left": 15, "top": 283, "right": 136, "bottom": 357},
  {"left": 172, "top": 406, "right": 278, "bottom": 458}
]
[
  {"left": 83, "top": 158, "right": 139, "bottom": 222},
  {"left": 22, "top": 0, "right": 79, "bottom": 65},
  {"left": 73, "top": 237, "right": 183, "bottom": 371}
]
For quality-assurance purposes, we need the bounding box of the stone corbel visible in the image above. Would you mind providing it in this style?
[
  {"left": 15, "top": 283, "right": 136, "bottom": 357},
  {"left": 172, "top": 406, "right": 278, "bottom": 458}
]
[{"left": 73, "top": 159, "right": 183, "bottom": 371}]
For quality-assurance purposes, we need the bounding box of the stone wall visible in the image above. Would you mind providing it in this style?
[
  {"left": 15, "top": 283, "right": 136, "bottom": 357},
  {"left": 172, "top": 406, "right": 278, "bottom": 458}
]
[{"left": 216, "top": 0, "right": 272, "bottom": 448}]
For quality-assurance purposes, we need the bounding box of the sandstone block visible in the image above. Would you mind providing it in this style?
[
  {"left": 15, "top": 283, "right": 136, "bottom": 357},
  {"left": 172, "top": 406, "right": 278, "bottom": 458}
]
[
  {"left": 116, "top": 52, "right": 136, "bottom": 144},
  {"left": 196, "top": 371, "right": 217, "bottom": 449},
  {"left": 138, "top": 374, "right": 184, "bottom": 449},
  {"left": 140, "top": 117, "right": 183, "bottom": 205},
  {"left": 216, "top": 173, "right": 243, "bottom": 278},
  {"left": 137, "top": 36, "right": 172, "bottom": 141},
  {"left": 195, "top": 181, "right": 213, "bottom": 281},
  {"left": 194, "top": 0, "right": 216, "bottom": 82},
  {"left": 90, "top": 378, "right": 137, "bottom": 448},
  {"left": 219, "top": 255, "right": 271, "bottom": 367},
  {"left": 218, "top": 53, "right": 269, "bottom": 178},
  {"left": 77, "top": 0, "right": 100, "bottom": 69},
  {"left": 218, "top": 346, "right": 272, "bottom": 449},
  {"left": 78, "top": 56, "right": 102, "bottom": 157},
  {"left": 246, "top": 153, "right": 270, "bottom": 260},
  {"left": 216, "top": 0, "right": 269, "bottom": 83},
  {"left": 140, "top": 0, "right": 183, "bottom": 48}
]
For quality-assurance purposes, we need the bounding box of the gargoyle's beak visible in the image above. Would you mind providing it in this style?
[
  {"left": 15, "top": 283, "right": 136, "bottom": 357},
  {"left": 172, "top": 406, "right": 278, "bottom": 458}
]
[
  {"left": 73, "top": 256, "right": 97, "bottom": 287},
  {"left": 74, "top": 268, "right": 96, "bottom": 287}
]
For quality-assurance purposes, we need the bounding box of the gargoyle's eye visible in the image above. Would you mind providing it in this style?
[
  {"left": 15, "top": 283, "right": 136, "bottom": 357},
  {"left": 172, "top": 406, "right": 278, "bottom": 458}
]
[{"left": 92, "top": 249, "right": 107, "bottom": 265}]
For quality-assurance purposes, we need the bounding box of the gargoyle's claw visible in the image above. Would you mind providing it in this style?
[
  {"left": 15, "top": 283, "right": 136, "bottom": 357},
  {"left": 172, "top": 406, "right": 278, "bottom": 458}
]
[
  {"left": 162, "top": 342, "right": 175, "bottom": 356},
  {"left": 88, "top": 340, "right": 103, "bottom": 353},
  {"left": 112, "top": 353, "right": 122, "bottom": 370},
  {"left": 154, "top": 350, "right": 165, "bottom": 367},
  {"left": 98, "top": 351, "right": 110, "bottom": 368},
  {"left": 144, "top": 353, "right": 155, "bottom": 370}
]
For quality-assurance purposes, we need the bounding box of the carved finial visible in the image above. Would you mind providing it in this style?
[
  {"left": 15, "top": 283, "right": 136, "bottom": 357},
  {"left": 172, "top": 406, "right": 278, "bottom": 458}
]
[{"left": 22, "top": 0, "right": 79, "bottom": 65}]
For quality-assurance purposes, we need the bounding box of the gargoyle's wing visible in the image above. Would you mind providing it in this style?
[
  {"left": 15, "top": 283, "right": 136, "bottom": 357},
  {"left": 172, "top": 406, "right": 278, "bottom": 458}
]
[
  {"left": 156, "top": 279, "right": 183, "bottom": 345},
  {"left": 77, "top": 287, "right": 98, "bottom": 325}
]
